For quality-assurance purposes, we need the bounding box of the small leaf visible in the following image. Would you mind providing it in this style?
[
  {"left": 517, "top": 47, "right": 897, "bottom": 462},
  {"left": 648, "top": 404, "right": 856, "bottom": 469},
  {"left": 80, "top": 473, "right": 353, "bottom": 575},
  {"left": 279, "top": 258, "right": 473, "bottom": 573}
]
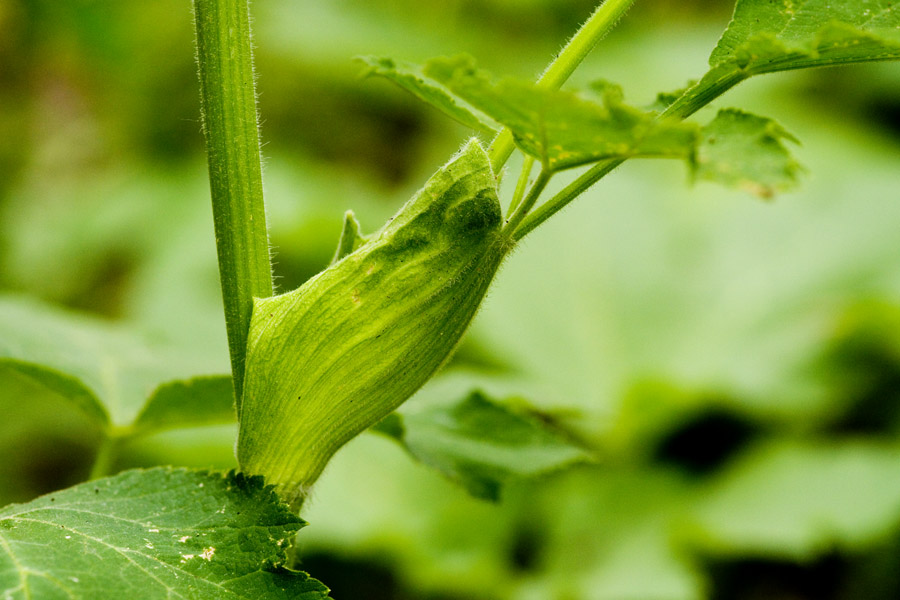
[
  {"left": 132, "top": 376, "right": 236, "bottom": 435},
  {"left": 0, "top": 468, "right": 331, "bottom": 599},
  {"left": 238, "top": 139, "right": 510, "bottom": 507},
  {"left": 694, "top": 109, "right": 804, "bottom": 198},
  {"left": 330, "top": 210, "right": 368, "bottom": 265},
  {"left": 358, "top": 55, "right": 500, "bottom": 134},
  {"left": 377, "top": 391, "right": 593, "bottom": 501},
  {"left": 0, "top": 296, "right": 229, "bottom": 432},
  {"left": 424, "top": 55, "right": 699, "bottom": 172}
]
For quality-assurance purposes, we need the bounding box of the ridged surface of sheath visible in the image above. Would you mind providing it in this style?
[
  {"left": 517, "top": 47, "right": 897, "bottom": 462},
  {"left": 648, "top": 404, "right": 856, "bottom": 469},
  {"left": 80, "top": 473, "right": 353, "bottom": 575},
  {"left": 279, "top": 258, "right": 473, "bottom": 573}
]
[{"left": 237, "top": 139, "right": 510, "bottom": 506}]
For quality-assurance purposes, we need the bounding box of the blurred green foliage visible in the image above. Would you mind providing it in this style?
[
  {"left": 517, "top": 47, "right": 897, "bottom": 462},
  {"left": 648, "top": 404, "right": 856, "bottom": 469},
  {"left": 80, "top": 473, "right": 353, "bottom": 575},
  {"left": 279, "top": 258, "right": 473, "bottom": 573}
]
[{"left": 2, "top": 0, "right": 900, "bottom": 598}]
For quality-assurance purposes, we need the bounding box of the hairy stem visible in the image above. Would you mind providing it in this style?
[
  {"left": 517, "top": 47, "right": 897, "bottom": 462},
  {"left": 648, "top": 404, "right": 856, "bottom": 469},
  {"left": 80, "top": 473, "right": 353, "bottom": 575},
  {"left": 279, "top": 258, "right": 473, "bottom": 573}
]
[
  {"left": 194, "top": 0, "right": 273, "bottom": 411},
  {"left": 489, "top": 0, "right": 638, "bottom": 171},
  {"left": 513, "top": 160, "right": 619, "bottom": 241},
  {"left": 504, "top": 169, "right": 552, "bottom": 234}
]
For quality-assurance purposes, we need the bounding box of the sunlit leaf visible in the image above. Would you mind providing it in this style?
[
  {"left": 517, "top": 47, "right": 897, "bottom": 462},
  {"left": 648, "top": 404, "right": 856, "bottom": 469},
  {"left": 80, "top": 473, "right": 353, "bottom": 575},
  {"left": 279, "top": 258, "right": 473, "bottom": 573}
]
[
  {"left": 675, "top": 0, "right": 900, "bottom": 115},
  {"left": 424, "top": 55, "right": 698, "bottom": 172},
  {"left": 0, "top": 468, "right": 330, "bottom": 599},
  {"left": 711, "top": 0, "right": 900, "bottom": 75}
]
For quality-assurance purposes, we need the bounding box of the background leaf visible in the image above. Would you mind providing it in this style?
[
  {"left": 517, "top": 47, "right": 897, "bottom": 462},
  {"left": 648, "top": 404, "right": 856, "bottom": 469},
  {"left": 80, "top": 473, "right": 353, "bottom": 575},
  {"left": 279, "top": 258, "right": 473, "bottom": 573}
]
[
  {"left": 0, "top": 468, "right": 330, "bottom": 599},
  {"left": 376, "top": 391, "right": 592, "bottom": 501},
  {"left": 689, "top": 439, "right": 900, "bottom": 558},
  {"left": 0, "top": 296, "right": 230, "bottom": 432},
  {"left": 132, "top": 376, "right": 235, "bottom": 436}
]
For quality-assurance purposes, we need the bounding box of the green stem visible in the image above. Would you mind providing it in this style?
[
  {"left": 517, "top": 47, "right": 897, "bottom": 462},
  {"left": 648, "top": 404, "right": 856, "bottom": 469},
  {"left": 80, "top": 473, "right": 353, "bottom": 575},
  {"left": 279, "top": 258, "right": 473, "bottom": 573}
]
[
  {"left": 194, "top": 0, "right": 273, "bottom": 411},
  {"left": 504, "top": 169, "right": 552, "bottom": 234},
  {"left": 513, "top": 159, "right": 619, "bottom": 241},
  {"left": 535, "top": 0, "right": 636, "bottom": 90},
  {"left": 512, "top": 71, "right": 748, "bottom": 241},
  {"left": 488, "top": 0, "right": 637, "bottom": 172}
]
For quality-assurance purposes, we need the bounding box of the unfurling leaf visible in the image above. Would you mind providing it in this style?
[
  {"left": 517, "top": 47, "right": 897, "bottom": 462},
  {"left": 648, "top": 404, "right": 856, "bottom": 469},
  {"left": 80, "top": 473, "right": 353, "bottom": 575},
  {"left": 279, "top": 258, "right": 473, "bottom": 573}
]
[{"left": 238, "top": 139, "right": 511, "bottom": 508}]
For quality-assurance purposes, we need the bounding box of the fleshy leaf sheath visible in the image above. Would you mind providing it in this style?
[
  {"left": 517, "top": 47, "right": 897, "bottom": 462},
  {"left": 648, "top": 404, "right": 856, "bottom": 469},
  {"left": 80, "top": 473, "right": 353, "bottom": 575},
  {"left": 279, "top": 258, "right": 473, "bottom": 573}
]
[{"left": 238, "top": 139, "right": 510, "bottom": 508}]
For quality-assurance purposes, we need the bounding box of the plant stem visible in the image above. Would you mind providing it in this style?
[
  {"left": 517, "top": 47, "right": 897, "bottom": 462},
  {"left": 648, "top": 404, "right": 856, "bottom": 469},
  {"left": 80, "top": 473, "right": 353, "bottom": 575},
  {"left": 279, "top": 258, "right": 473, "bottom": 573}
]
[
  {"left": 488, "top": 0, "right": 638, "bottom": 171},
  {"left": 536, "top": 0, "right": 636, "bottom": 90},
  {"left": 513, "top": 159, "right": 619, "bottom": 241},
  {"left": 194, "top": 0, "right": 273, "bottom": 411},
  {"left": 504, "top": 169, "right": 552, "bottom": 234}
]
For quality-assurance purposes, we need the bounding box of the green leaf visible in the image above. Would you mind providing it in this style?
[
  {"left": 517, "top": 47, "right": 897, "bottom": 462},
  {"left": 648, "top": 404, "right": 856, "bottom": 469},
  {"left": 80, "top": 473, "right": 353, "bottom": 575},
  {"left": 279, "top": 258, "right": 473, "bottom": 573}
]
[
  {"left": 0, "top": 296, "right": 229, "bottom": 431},
  {"left": 0, "top": 468, "right": 331, "bottom": 599},
  {"left": 358, "top": 56, "right": 500, "bottom": 134},
  {"left": 695, "top": 109, "right": 804, "bottom": 198},
  {"left": 672, "top": 0, "right": 900, "bottom": 116},
  {"left": 424, "top": 55, "right": 699, "bottom": 172},
  {"left": 711, "top": 0, "right": 900, "bottom": 75},
  {"left": 132, "top": 376, "right": 236, "bottom": 435},
  {"left": 376, "top": 391, "right": 593, "bottom": 501}
]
